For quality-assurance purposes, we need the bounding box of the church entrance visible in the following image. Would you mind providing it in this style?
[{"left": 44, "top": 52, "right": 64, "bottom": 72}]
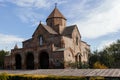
[
  {"left": 15, "top": 54, "right": 22, "bottom": 69},
  {"left": 39, "top": 52, "right": 49, "bottom": 69},
  {"left": 26, "top": 52, "right": 34, "bottom": 69},
  {"left": 75, "top": 53, "right": 81, "bottom": 68}
]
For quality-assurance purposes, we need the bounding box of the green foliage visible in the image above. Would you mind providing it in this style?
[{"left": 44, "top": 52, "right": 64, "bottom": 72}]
[
  {"left": 81, "top": 62, "right": 89, "bottom": 69},
  {"left": 1, "top": 73, "right": 120, "bottom": 80},
  {"left": 67, "top": 61, "right": 89, "bottom": 69},
  {"left": 0, "top": 73, "right": 87, "bottom": 80},
  {"left": 89, "top": 51, "right": 100, "bottom": 68},
  {"left": 89, "top": 39, "right": 120, "bottom": 68},
  {"left": 67, "top": 62, "right": 78, "bottom": 69},
  {"left": 99, "top": 51, "right": 114, "bottom": 68},
  {"left": 0, "top": 50, "right": 9, "bottom": 69},
  {"left": 0, "top": 72, "right": 9, "bottom": 80}
]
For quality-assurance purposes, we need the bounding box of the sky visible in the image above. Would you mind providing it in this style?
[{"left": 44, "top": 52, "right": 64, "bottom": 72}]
[{"left": 0, "top": 0, "right": 120, "bottom": 52}]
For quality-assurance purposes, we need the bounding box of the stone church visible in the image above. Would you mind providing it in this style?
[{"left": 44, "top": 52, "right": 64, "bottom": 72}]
[{"left": 4, "top": 6, "right": 90, "bottom": 69}]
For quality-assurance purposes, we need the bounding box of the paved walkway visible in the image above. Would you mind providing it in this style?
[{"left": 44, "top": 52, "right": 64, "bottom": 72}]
[{"left": 0, "top": 69, "right": 120, "bottom": 77}]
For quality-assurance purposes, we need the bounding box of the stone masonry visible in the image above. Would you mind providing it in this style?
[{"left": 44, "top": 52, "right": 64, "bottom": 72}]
[{"left": 4, "top": 6, "right": 90, "bottom": 69}]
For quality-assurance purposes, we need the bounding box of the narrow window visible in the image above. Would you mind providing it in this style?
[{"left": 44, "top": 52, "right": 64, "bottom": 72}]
[
  {"left": 76, "top": 37, "right": 78, "bottom": 45},
  {"left": 39, "top": 35, "right": 43, "bottom": 46}
]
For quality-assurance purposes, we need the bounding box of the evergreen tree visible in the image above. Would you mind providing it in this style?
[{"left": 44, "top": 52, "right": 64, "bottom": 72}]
[{"left": 0, "top": 50, "right": 9, "bottom": 69}]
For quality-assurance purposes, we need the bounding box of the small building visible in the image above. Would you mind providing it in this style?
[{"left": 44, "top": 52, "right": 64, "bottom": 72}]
[{"left": 4, "top": 6, "right": 90, "bottom": 69}]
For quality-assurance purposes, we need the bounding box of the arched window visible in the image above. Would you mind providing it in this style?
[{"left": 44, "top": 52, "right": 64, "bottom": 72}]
[{"left": 39, "top": 35, "right": 43, "bottom": 46}]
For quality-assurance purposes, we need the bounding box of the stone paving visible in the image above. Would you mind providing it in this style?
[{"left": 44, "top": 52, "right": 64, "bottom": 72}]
[{"left": 0, "top": 69, "right": 120, "bottom": 77}]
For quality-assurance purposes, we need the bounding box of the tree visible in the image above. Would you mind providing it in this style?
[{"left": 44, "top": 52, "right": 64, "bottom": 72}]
[
  {"left": 0, "top": 50, "right": 9, "bottom": 69},
  {"left": 107, "top": 40, "right": 120, "bottom": 68},
  {"left": 89, "top": 50, "right": 100, "bottom": 68},
  {"left": 89, "top": 39, "right": 120, "bottom": 68},
  {"left": 99, "top": 51, "right": 114, "bottom": 68}
]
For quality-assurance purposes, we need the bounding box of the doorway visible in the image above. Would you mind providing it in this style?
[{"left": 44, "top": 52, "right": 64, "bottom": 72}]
[
  {"left": 39, "top": 52, "right": 49, "bottom": 69},
  {"left": 15, "top": 54, "right": 22, "bottom": 69},
  {"left": 26, "top": 52, "right": 34, "bottom": 69}
]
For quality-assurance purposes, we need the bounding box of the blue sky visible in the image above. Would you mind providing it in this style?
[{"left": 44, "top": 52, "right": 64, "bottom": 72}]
[{"left": 0, "top": 0, "right": 120, "bottom": 52}]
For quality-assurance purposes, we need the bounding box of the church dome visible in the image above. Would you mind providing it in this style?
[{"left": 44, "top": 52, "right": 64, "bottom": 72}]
[{"left": 46, "top": 7, "right": 66, "bottom": 21}]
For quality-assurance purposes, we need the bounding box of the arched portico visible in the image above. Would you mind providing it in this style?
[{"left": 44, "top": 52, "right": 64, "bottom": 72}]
[
  {"left": 15, "top": 54, "right": 22, "bottom": 69},
  {"left": 39, "top": 51, "right": 49, "bottom": 69},
  {"left": 26, "top": 52, "right": 34, "bottom": 69}
]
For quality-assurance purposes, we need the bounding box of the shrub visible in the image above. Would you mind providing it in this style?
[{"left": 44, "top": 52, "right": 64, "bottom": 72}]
[
  {"left": 0, "top": 72, "right": 9, "bottom": 80},
  {"left": 67, "top": 61, "right": 89, "bottom": 69},
  {"left": 90, "top": 77, "right": 104, "bottom": 80},
  {"left": 93, "top": 61, "right": 108, "bottom": 69},
  {"left": 2, "top": 74, "right": 87, "bottom": 80},
  {"left": 80, "top": 62, "right": 89, "bottom": 69}
]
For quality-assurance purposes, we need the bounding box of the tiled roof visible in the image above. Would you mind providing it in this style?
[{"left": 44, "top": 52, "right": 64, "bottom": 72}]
[
  {"left": 42, "top": 24, "right": 58, "bottom": 34},
  {"left": 23, "top": 38, "right": 32, "bottom": 43},
  {"left": 62, "top": 25, "right": 76, "bottom": 37},
  {"left": 62, "top": 25, "right": 81, "bottom": 38},
  {"left": 32, "top": 23, "right": 58, "bottom": 36},
  {"left": 81, "top": 41, "right": 90, "bottom": 46},
  {"left": 47, "top": 7, "right": 66, "bottom": 20},
  {"left": 55, "top": 48, "right": 66, "bottom": 52}
]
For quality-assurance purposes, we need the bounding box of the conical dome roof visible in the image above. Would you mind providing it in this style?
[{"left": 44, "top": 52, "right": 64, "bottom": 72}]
[{"left": 46, "top": 7, "right": 66, "bottom": 20}]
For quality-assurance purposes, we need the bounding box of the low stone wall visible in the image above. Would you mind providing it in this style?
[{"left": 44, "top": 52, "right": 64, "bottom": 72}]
[{"left": 0, "top": 69, "right": 120, "bottom": 77}]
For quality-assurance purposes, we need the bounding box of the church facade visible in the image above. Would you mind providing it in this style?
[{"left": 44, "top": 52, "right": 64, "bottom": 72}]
[{"left": 4, "top": 6, "right": 90, "bottom": 69}]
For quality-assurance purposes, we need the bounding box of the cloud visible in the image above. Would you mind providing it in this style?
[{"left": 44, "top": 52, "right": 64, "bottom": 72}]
[
  {"left": 97, "top": 40, "right": 116, "bottom": 51},
  {"left": 65, "top": 0, "right": 120, "bottom": 39},
  {"left": 0, "top": 34, "right": 24, "bottom": 50},
  {"left": 3, "top": 0, "right": 120, "bottom": 39},
  {"left": 17, "top": 8, "right": 45, "bottom": 26},
  {"left": 0, "top": 34, "right": 24, "bottom": 44},
  {"left": 6, "top": 0, "right": 67, "bottom": 26},
  {"left": 6, "top": 0, "right": 67, "bottom": 8},
  {"left": 6, "top": 0, "right": 48, "bottom": 8},
  {"left": 0, "top": 3, "right": 5, "bottom": 7},
  {"left": 0, "top": 0, "right": 6, "bottom": 7}
]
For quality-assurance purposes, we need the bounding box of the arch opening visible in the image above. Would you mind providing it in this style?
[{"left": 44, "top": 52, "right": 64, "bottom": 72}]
[
  {"left": 15, "top": 54, "right": 22, "bottom": 69},
  {"left": 39, "top": 52, "right": 49, "bottom": 69},
  {"left": 26, "top": 52, "right": 34, "bottom": 69}
]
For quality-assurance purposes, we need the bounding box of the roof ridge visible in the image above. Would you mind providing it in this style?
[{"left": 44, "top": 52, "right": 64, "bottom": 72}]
[
  {"left": 41, "top": 24, "right": 58, "bottom": 34},
  {"left": 32, "top": 23, "right": 58, "bottom": 37},
  {"left": 66, "top": 25, "right": 77, "bottom": 27}
]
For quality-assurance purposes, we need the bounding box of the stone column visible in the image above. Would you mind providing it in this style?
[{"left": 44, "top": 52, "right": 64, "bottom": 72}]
[
  {"left": 49, "top": 58, "right": 54, "bottom": 69},
  {"left": 11, "top": 55, "right": 15, "bottom": 70},
  {"left": 34, "top": 53, "right": 39, "bottom": 69},
  {"left": 22, "top": 54, "right": 26, "bottom": 69}
]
